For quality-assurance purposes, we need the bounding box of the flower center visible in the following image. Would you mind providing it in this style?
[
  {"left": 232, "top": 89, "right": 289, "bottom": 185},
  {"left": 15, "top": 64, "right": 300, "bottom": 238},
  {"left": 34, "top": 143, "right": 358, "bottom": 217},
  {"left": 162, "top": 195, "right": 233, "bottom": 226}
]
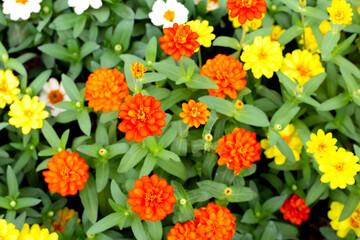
[
  {"left": 224, "top": 187, "right": 232, "bottom": 196},
  {"left": 318, "top": 143, "right": 326, "bottom": 152},
  {"left": 335, "top": 11, "right": 344, "bottom": 21},
  {"left": 60, "top": 166, "right": 71, "bottom": 181},
  {"left": 174, "top": 32, "right": 188, "bottom": 45},
  {"left": 16, "top": 0, "right": 28, "bottom": 4},
  {"left": 48, "top": 90, "right": 64, "bottom": 104},
  {"left": 0, "top": 82, "right": 8, "bottom": 92},
  {"left": 24, "top": 110, "right": 34, "bottom": 118},
  {"left": 163, "top": 9, "right": 175, "bottom": 22},
  {"left": 240, "top": 0, "right": 253, "bottom": 8},
  {"left": 282, "top": 136, "right": 291, "bottom": 144},
  {"left": 297, "top": 65, "right": 310, "bottom": 77},
  {"left": 238, "top": 146, "right": 247, "bottom": 156},
  {"left": 137, "top": 107, "right": 147, "bottom": 121},
  {"left": 351, "top": 211, "right": 360, "bottom": 228},
  {"left": 190, "top": 107, "right": 200, "bottom": 118},
  {"left": 335, "top": 163, "right": 344, "bottom": 171}
]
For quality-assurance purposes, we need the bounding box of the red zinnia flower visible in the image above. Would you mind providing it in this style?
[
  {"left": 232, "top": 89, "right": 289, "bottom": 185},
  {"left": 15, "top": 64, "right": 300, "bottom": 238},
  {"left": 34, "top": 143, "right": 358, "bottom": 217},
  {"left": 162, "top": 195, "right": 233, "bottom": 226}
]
[
  {"left": 215, "top": 127, "right": 261, "bottom": 175},
  {"left": 42, "top": 150, "right": 89, "bottom": 197},
  {"left": 194, "top": 202, "right": 236, "bottom": 240},
  {"left": 127, "top": 174, "right": 177, "bottom": 222},
  {"left": 159, "top": 23, "right": 200, "bottom": 61},
  {"left": 227, "top": 0, "right": 267, "bottom": 25},
  {"left": 118, "top": 93, "right": 166, "bottom": 143},
  {"left": 167, "top": 221, "right": 200, "bottom": 240},
  {"left": 280, "top": 194, "right": 311, "bottom": 225},
  {"left": 200, "top": 54, "right": 247, "bottom": 99}
]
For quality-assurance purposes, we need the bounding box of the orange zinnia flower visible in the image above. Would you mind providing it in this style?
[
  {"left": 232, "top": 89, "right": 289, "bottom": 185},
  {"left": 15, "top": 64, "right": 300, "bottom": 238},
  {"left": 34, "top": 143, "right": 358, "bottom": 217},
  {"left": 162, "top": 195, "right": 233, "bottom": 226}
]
[
  {"left": 167, "top": 221, "right": 200, "bottom": 240},
  {"left": 179, "top": 100, "right": 211, "bottom": 128},
  {"left": 43, "top": 150, "right": 89, "bottom": 197},
  {"left": 118, "top": 93, "right": 166, "bottom": 143},
  {"left": 200, "top": 54, "right": 247, "bottom": 99},
  {"left": 194, "top": 202, "right": 236, "bottom": 240},
  {"left": 280, "top": 194, "right": 311, "bottom": 225},
  {"left": 131, "top": 61, "right": 147, "bottom": 79},
  {"left": 85, "top": 68, "right": 129, "bottom": 113},
  {"left": 127, "top": 174, "right": 177, "bottom": 222},
  {"left": 159, "top": 23, "right": 200, "bottom": 61},
  {"left": 215, "top": 128, "right": 261, "bottom": 175},
  {"left": 227, "top": 0, "right": 267, "bottom": 25},
  {"left": 51, "top": 207, "right": 78, "bottom": 233}
]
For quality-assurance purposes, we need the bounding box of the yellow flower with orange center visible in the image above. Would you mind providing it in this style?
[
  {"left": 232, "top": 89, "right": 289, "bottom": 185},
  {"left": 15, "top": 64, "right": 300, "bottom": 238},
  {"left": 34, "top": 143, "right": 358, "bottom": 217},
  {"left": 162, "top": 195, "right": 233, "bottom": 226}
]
[
  {"left": 0, "top": 69, "right": 20, "bottom": 109},
  {"left": 281, "top": 49, "right": 325, "bottom": 85},
  {"left": 306, "top": 129, "right": 338, "bottom": 160},
  {"left": 270, "top": 25, "right": 285, "bottom": 42},
  {"left": 130, "top": 61, "right": 147, "bottom": 79},
  {"left": 299, "top": 20, "right": 332, "bottom": 53},
  {"left": 327, "top": 0, "right": 353, "bottom": 25},
  {"left": 328, "top": 201, "right": 360, "bottom": 238},
  {"left": 179, "top": 100, "right": 211, "bottom": 128},
  {"left": 51, "top": 207, "right": 78, "bottom": 234}
]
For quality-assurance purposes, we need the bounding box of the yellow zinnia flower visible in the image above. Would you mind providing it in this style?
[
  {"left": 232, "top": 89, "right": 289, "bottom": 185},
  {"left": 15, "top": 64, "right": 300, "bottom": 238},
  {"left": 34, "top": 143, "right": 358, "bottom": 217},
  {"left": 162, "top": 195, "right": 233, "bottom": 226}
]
[
  {"left": 186, "top": 20, "right": 216, "bottom": 49},
  {"left": 0, "top": 219, "right": 20, "bottom": 239},
  {"left": 319, "top": 20, "right": 332, "bottom": 36},
  {"left": 281, "top": 49, "right": 325, "bottom": 85},
  {"left": 328, "top": 201, "right": 360, "bottom": 238},
  {"left": 19, "top": 224, "right": 58, "bottom": 240},
  {"left": 318, "top": 147, "right": 360, "bottom": 189},
  {"left": 8, "top": 94, "right": 49, "bottom": 135},
  {"left": 327, "top": 0, "right": 353, "bottom": 25},
  {"left": 241, "top": 36, "right": 283, "bottom": 79},
  {"left": 0, "top": 69, "right": 20, "bottom": 109},
  {"left": 269, "top": 25, "right": 285, "bottom": 42},
  {"left": 261, "top": 124, "right": 303, "bottom": 165},
  {"left": 229, "top": 13, "right": 264, "bottom": 31},
  {"left": 299, "top": 27, "right": 319, "bottom": 52},
  {"left": 306, "top": 129, "right": 338, "bottom": 160}
]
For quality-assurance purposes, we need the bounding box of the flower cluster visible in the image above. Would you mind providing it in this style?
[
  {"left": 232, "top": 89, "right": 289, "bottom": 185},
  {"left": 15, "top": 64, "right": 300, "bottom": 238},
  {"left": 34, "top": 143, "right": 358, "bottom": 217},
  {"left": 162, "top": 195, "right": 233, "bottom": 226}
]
[
  {"left": 167, "top": 202, "right": 236, "bottom": 240},
  {"left": 280, "top": 194, "right": 311, "bottom": 225}
]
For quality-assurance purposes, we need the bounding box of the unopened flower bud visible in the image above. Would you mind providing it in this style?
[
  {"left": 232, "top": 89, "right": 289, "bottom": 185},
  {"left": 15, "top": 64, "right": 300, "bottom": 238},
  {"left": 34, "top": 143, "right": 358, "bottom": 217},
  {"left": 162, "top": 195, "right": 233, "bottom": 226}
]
[
  {"left": 291, "top": 184, "right": 298, "bottom": 191},
  {"left": 299, "top": 0, "right": 306, "bottom": 8},
  {"left": 235, "top": 100, "right": 244, "bottom": 110},
  {"left": 274, "top": 124, "right": 282, "bottom": 131},
  {"left": 114, "top": 44, "right": 122, "bottom": 52},
  {"left": 99, "top": 148, "right": 108, "bottom": 156},
  {"left": 47, "top": 211, "right": 54, "bottom": 217},
  {"left": 180, "top": 198, "right": 186, "bottom": 205},
  {"left": 10, "top": 200, "right": 16, "bottom": 208},
  {"left": 2, "top": 53, "right": 9, "bottom": 63},
  {"left": 224, "top": 187, "right": 232, "bottom": 196},
  {"left": 204, "top": 133, "right": 213, "bottom": 142}
]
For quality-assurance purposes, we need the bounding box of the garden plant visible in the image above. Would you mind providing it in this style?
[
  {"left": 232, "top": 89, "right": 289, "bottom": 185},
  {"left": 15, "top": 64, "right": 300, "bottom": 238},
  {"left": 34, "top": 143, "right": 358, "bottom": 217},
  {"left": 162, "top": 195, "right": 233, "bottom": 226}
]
[{"left": 0, "top": 0, "right": 360, "bottom": 239}]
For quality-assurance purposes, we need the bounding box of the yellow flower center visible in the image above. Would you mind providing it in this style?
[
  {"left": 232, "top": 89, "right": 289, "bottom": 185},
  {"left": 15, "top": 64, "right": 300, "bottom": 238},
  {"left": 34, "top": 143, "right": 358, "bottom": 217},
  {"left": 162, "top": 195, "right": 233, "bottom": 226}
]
[
  {"left": 224, "top": 187, "right": 232, "bottom": 196},
  {"left": 163, "top": 10, "right": 175, "bottom": 22},
  {"left": 48, "top": 90, "right": 64, "bottom": 104},
  {"left": 190, "top": 107, "right": 200, "bottom": 118},
  {"left": 318, "top": 143, "right": 326, "bottom": 152},
  {"left": 297, "top": 65, "right": 310, "bottom": 77},
  {"left": 240, "top": 0, "right": 253, "bottom": 8},
  {"left": 137, "top": 108, "right": 147, "bottom": 121},
  {"left": 60, "top": 166, "right": 71, "bottom": 181},
  {"left": 335, "top": 163, "right": 344, "bottom": 171},
  {"left": 334, "top": 10, "right": 344, "bottom": 21},
  {"left": 0, "top": 82, "right": 8, "bottom": 92},
  {"left": 146, "top": 193, "right": 157, "bottom": 201},
  {"left": 24, "top": 110, "right": 34, "bottom": 118},
  {"left": 174, "top": 32, "right": 188, "bottom": 45},
  {"left": 235, "top": 100, "right": 244, "bottom": 110},
  {"left": 351, "top": 211, "right": 360, "bottom": 228},
  {"left": 16, "top": 0, "right": 28, "bottom": 4},
  {"left": 282, "top": 136, "right": 291, "bottom": 144}
]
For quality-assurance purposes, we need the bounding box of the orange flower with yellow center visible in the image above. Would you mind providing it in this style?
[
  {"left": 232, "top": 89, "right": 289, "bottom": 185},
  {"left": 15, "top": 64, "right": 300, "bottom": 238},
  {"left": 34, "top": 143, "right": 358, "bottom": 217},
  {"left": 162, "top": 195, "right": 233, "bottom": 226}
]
[
  {"left": 167, "top": 221, "right": 200, "bottom": 240},
  {"left": 227, "top": 0, "right": 267, "bottom": 25},
  {"left": 127, "top": 174, "right": 177, "bottom": 222},
  {"left": 216, "top": 128, "right": 261, "bottom": 175},
  {"left": 130, "top": 61, "right": 147, "bottom": 79},
  {"left": 51, "top": 207, "right": 78, "bottom": 234},
  {"left": 42, "top": 150, "right": 89, "bottom": 197},
  {"left": 85, "top": 68, "right": 129, "bottom": 113},
  {"left": 159, "top": 23, "right": 200, "bottom": 61},
  {"left": 179, "top": 100, "right": 210, "bottom": 128},
  {"left": 200, "top": 54, "right": 247, "bottom": 99},
  {"left": 194, "top": 202, "right": 236, "bottom": 240},
  {"left": 280, "top": 194, "right": 311, "bottom": 225},
  {"left": 118, "top": 93, "right": 166, "bottom": 143}
]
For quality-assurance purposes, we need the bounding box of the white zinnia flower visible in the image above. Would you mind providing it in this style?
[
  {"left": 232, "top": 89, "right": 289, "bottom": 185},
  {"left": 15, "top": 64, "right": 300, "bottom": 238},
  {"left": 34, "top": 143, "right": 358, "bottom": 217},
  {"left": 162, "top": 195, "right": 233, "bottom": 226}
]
[
  {"left": 67, "top": 0, "right": 102, "bottom": 15},
  {"left": 2, "top": 0, "right": 42, "bottom": 21},
  {"left": 149, "top": 0, "right": 189, "bottom": 28},
  {"left": 39, "top": 78, "right": 70, "bottom": 117}
]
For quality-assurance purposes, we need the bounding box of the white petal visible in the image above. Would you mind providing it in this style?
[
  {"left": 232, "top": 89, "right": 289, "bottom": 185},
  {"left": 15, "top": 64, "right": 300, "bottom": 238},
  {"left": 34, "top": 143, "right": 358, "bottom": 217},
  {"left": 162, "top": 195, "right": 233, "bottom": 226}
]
[
  {"left": 48, "top": 78, "right": 60, "bottom": 90},
  {"left": 90, "top": 0, "right": 102, "bottom": 9}
]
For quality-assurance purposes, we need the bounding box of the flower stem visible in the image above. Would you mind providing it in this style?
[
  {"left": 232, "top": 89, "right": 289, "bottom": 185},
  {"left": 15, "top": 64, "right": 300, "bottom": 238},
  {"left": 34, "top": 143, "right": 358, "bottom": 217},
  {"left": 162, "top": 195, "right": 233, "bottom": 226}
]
[
  {"left": 198, "top": 47, "right": 202, "bottom": 68},
  {"left": 236, "top": 22, "right": 247, "bottom": 60},
  {"left": 179, "top": 125, "right": 190, "bottom": 138},
  {"left": 301, "top": 13, "right": 306, "bottom": 50},
  {"left": 180, "top": 57, "right": 186, "bottom": 77},
  {"left": 134, "top": 78, "right": 139, "bottom": 93}
]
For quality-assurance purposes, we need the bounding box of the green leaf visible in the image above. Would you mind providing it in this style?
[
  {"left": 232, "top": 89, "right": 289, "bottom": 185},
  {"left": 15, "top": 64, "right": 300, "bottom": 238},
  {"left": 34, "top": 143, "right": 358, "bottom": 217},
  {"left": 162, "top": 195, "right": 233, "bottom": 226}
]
[
  {"left": 38, "top": 44, "right": 73, "bottom": 62},
  {"left": 261, "top": 221, "right": 277, "bottom": 240},
  {"left": 41, "top": 120, "right": 60, "bottom": 149},
  {"left": 197, "top": 180, "right": 226, "bottom": 200},
  {"left": 152, "top": 61, "right": 183, "bottom": 82},
  {"left": 277, "top": 71, "right": 297, "bottom": 94},
  {"left": 117, "top": 143, "right": 148, "bottom": 173},
  {"left": 227, "top": 186, "right": 256, "bottom": 202},
  {"left": 270, "top": 101, "right": 300, "bottom": 128},
  {"left": 87, "top": 212, "right": 127, "bottom": 235},
  {"left": 340, "top": 66, "right": 359, "bottom": 95},
  {"left": 110, "top": 180, "right": 127, "bottom": 207},
  {"left": 15, "top": 198, "right": 41, "bottom": 209},
  {"left": 7, "top": 166, "right": 19, "bottom": 198},
  {"left": 317, "top": 93, "right": 349, "bottom": 111},
  {"left": 303, "top": 73, "right": 327, "bottom": 94},
  {"left": 302, "top": 6, "right": 328, "bottom": 20},
  {"left": 139, "top": 154, "right": 158, "bottom": 177},
  {"left": 96, "top": 161, "right": 110, "bottom": 193},
  {"left": 332, "top": 33, "right": 357, "bottom": 56},
  {"left": 80, "top": 174, "right": 98, "bottom": 223},
  {"left": 278, "top": 25, "right": 303, "bottom": 46},
  {"left": 61, "top": 74, "right": 80, "bottom": 102},
  {"left": 241, "top": 209, "right": 259, "bottom": 224},
  {"left": 276, "top": 137, "right": 296, "bottom": 163},
  {"left": 187, "top": 189, "right": 212, "bottom": 204},
  {"left": 91, "top": 6, "right": 110, "bottom": 22},
  {"left": 198, "top": 95, "right": 235, "bottom": 117},
  {"left": 77, "top": 109, "right": 91, "bottom": 136},
  {"left": 243, "top": 28, "right": 273, "bottom": 46},
  {"left": 157, "top": 157, "right": 187, "bottom": 181},
  {"left": 234, "top": 105, "right": 270, "bottom": 127},
  {"left": 80, "top": 41, "right": 99, "bottom": 59},
  {"left": 321, "top": 31, "right": 340, "bottom": 61},
  {"left": 332, "top": 55, "right": 360, "bottom": 77},
  {"left": 306, "top": 176, "right": 328, "bottom": 205},
  {"left": 50, "top": 13, "right": 81, "bottom": 30},
  {"left": 73, "top": 15, "right": 87, "bottom": 38},
  {"left": 55, "top": 110, "right": 77, "bottom": 124},
  {"left": 157, "top": 149, "right": 181, "bottom": 162},
  {"left": 140, "top": 72, "right": 166, "bottom": 84},
  {"left": 130, "top": 215, "right": 147, "bottom": 240},
  {"left": 145, "top": 36, "right": 157, "bottom": 63},
  {"left": 279, "top": 0, "right": 300, "bottom": 12},
  {"left": 160, "top": 88, "right": 191, "bottom": 111},
  {"left": 213, "top": 36, "right": 240, "bottom": 50},
  {"left": 6, "top": 59, "right": 27, "bottom": 77},
  {"left": 60, "top": 129, "right": 70, "bottom": 150},
  {"left": 158, "top": 125, "right": 177, "bottom": 148},
  {"left": 100, "top": 110, "right": 119, "bottom": 124},
  {"left": 339, "top": 192, "right": 360, "bottom": 222},
  {"left": 29, "top": 70, "right": 52, "bottom": 95},
  {"left": 262, "top": 195, "right": 287, "bottom": 214},
  {"left": 145, "top": 221, "right": 162, "bottom": 240},
  {"left": 106, "top": 143, "right": 129, "bottom": 159},
  {"left": 112, "top": 19, "right": 134, "bottom": 52}
]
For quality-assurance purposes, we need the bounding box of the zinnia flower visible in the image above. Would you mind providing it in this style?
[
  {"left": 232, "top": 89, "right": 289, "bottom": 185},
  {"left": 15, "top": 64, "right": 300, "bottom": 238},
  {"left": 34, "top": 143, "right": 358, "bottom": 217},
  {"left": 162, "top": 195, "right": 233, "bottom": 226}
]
[
  {"left": 319, "top": 20, "right": 332, "bottom": 35},
  {"left": 200, "top": 54, "right": 247, "bottom": 99},
  {"left": 306, "top": 129, "right": 338, "bottom": 160},
  {"left": 194, "top": 202, "right": 236, "bottom": 240},
  {"left": 51, "top": 207, "right": 78, "bottom": 234},
  {"left": 0, "top": 219, "right": 19, "bottom": 239},
  {"left": 19, "top": 224, "right": 58, "bottom": 240},
  {"left": 215, "top": 128, "right": 262, "bottom": 175},
  {"left": 39, "top": 78, "right": 71, "bottom": 117},
  {"left": 227, "top": 0, "right": 267, "bottom": 25},
  {"left": 229, "top": 12, "right": 264, "bottom": 30},
  {"left": 118, "top": 93, "right": 166, "bottom": 143},
  {"left": 2, "top": 0, "right": 41, "bottom": 21},
  {"left": 299, "top": 21, "right": 332, "bottom": 53},
  {"left": 269, "top": 25, "right": 285, "bottom": 42},
  {"left": 280, "top": 194, "right": 311, "bottom": 226},
  {"left": 42, "top": 150, "right": 89, "bottom": 197},
  {"left": 85, "top": 68, "right": 129, "bottom": 113},
  {"left": 327, "top": 0, "right": 353, "bottom": 25},
  {"left": 159, "top": 23, "right": 200, "bottom": 61},
  {"left": 179, "top": 100, "right": 211, "bottom": 128},
  {"left": 0, "top": 69, "right": 20, "bottom": 108},
  {"left": 186, "top": 20, "right": 216, "bottom": 49},
  {"left": 149, "top": 0, "right": 189, "bottom": 28},
  {"left": 281, "top": 49, "right": 325, "bottom": 85},
  {"left": 241, "top": 36, "right": 283, "bottom": 79},
  {"left": 194, "top": 0, "right": 219, "bottom": 12},
  {"left": 167, "top": 221, "right": 200, "bottom": 240},
  {"left": 127, "top": 174, "right": 177, "bottom": 222},
  {"left": 317, "top": 147, "right": 360, "bottom": 189},
  {"left": 328, "top": 201, "right": 360, "bottom": 238},
  {"left": 67, "top": 0, "right": 102, "bottom": 15},
  {"left": 261, "top": 124, "right": 303, "bottom": 165},
  {"left": 8, "top": 95, "right": 49, "bottom": 135},
  {"left": 130, "top": 61, "right": 147, "bottom": 79}
]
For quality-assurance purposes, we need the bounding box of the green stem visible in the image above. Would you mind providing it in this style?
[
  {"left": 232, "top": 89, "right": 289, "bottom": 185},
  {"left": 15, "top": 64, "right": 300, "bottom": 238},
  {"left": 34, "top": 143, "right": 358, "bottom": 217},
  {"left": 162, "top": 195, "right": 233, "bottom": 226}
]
[
  {"left": 179, "top": 125, "right": 190, "bottom": 138},
  {"left": 236, "top": 22, "right": 247, "bottom": 60},
  {"left": 301, "top": 13, "right": 306, "bottom": 50},
  {"left": 134, "top": 78, "right": 139, "bottom": 93},
  {"left": 180, "top": 57, "right": 186, "bottom": 77},
  {"left": 198, "top": 47, "right": 202, "bottom": 68}
]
